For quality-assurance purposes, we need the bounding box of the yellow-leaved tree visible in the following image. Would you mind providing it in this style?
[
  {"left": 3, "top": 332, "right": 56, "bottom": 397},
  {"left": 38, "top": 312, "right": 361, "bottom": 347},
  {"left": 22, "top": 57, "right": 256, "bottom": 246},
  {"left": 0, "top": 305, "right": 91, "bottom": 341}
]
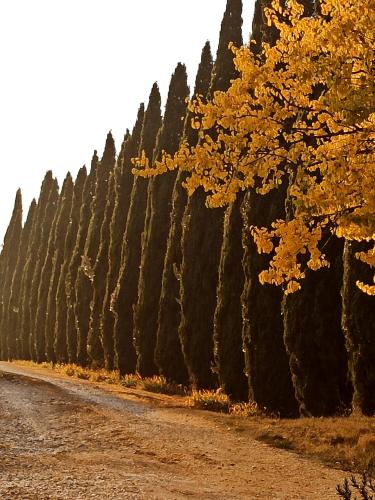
[{"left": 134, "top": 0, "right": 374, "bottom": 295}]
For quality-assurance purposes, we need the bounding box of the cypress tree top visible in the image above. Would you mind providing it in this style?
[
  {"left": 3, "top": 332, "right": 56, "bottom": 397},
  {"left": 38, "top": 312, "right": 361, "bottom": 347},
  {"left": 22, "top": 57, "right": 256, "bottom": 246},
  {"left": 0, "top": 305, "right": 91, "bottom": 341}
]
[
  {"left": 183, "top": 41, "right": 213, "bottom": 145},
  {"left": 210, "top": 0, "right": 243, "bottom": 94},
  {"left": 2, "top": 189, "right": 23, "bottom": 251},
  {"left": 194, "top": 42, "right": 213, "bottom": 99},
  {"left": 153, "top": 63, "right": 189, "bottom": 162},
  {"left": 142, "top": 83, "right": 162, "bottom": 160}
]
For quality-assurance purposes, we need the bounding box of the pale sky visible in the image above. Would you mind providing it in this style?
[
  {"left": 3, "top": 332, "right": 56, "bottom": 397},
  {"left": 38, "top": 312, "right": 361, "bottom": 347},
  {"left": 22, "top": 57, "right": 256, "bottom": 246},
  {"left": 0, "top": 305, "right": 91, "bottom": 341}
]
[{"left": 0, "top": 1, "right": 255, "bottom": 241}]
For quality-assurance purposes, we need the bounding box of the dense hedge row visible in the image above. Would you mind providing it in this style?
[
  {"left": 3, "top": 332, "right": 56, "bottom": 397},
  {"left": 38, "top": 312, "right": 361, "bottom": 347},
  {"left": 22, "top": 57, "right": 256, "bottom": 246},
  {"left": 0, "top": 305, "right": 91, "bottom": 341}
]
[{"left": 0, "top": 0, "right": 373, "bottom": 417}]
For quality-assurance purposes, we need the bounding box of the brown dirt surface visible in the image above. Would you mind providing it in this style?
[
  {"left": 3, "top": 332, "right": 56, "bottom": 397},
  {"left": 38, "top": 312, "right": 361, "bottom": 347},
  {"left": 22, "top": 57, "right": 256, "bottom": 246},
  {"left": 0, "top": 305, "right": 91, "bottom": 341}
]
[{"left": 0, "top": 361, "right": 348, "bottom": 499}]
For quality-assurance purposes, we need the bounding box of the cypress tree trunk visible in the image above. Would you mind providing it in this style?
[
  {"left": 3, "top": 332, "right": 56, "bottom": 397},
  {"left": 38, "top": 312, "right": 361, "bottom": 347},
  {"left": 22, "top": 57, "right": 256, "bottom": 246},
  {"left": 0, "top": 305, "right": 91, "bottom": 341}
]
[
  {"left": 31, "top": 176, "right": 59, "bottom": 362},
  {"left": 342, "top": 241, "right": 375, "bottom": 416},
  {"left": 68, "top": 154, "right": 97, "bottom": 365},
  {"left": 53, "top": 170, "right": 85, "bottom": 363},
  {"left": 155, "top": 42, "right": 213, "bottom": 385},
  {"left": 0, "top": 190, "right": 23, "bottom": 360},
  {"left": 85, "top": 133, "right": 116, "bottom": 368},
  {"left": 213, "top": 192, "right": 248, "bottom": 401},
  {"left": 179, "top": 0, "right": 243, "bottom": 389},
  {"left": 134, "top": 64, "right": 189, "bottom": 377},
  {"left": 102, "top": 106, "right": 144, "bottom": 371},
  {"left": 112, "top": 83, "right": 161, "bottom": 376},
  {"left": 19, "top": 172, "right": 57, "bottom": 361},
  {"left": 8, "top": 200, "right": 37, "bottom": 360}
]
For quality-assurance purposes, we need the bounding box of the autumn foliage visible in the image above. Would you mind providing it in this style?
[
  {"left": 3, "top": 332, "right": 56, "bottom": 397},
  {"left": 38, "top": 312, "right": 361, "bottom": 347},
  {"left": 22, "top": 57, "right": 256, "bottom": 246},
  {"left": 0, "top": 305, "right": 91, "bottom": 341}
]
[{"left": 135, "top": 0, "right": 374, "bottom": 295}]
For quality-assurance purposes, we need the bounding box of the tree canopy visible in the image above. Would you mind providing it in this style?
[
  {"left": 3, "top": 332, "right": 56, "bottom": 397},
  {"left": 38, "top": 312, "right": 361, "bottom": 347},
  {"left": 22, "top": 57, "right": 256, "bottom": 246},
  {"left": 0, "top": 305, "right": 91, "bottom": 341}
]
[{"left": 134, "top": 0, "right": 374, "bottom": 295}]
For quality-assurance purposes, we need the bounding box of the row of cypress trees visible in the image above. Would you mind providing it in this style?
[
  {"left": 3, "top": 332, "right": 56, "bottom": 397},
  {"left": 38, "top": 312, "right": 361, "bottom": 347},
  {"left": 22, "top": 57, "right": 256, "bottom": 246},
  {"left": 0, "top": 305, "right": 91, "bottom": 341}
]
[{"left": 0, "top": 0, "right": 373, "bottom": 418}]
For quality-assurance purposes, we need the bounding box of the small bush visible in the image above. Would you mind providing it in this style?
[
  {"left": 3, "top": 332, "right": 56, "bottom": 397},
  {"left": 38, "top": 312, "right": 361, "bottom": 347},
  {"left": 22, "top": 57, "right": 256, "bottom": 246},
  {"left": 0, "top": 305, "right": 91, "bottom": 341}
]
[
  {"left": 186, "top": 389, "right": 230, "bottom": 412},
  {"left": 140, "top": 376, "right": 185, "bottom": 395},
  {"left": 121, "top": 374, "right": 141, "bottom": 388},
  {"left": 229, "top": 401, "right": 258, "bottom": 417},
  {"left": 336, "top": 471, "right": 375, "bottom": 499}
]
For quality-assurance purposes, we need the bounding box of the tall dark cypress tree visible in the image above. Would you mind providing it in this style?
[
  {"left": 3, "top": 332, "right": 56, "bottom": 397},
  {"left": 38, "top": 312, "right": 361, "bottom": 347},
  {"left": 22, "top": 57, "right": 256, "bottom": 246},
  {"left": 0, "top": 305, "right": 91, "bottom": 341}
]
[
  {"left": 0, "top": 190, "right": 23, "bottom": 360},
  {"left": 54, "top": 167, "right": 87, "bottom": 364},
  {"left": 242, "top": 187, "right": 298, "bottom": 416},
  {"left": 86, "top": 132, "right": 116, "bottom": 367},
  {"left": 35, "top": 173, "right": 73, "bottom": 363},
  {"left": 239, "top": 0, "right": 298, "bottom": 416},
  {"left": 101, "top": 106, "right": 144, "bottom": 371},
  {"left": 283, "top": 237, "right": 352, "bottom": 416},
  {"left": 155, "top": 42, "right": 213, "bottom": 385},
  {"left": 179, "top": 0, "right": 243, "bottom": 389},
  {"left": 30, "top": 175, "right": 59, "bottom": 362},
  {"left": 19, "top": 172, "right": 57, "bottom": 360},
  {"left": 280, "top": 0, "right": 351, "bottom": 416},
  {"left": 342, "top": 241, "right": 375, "bottom": 415},
  {"left": 112, "top": 83, "right": 162, "bottom": 376},
  {"left": 88, "top": 169, "right": 117, "bottom": 369},
  {"left": 69, "top": 153, "right": 98, "bottom": 365},
  {"left": 8, "top": 199, "right": 37, "bottom": 360},
  {"left": 213, "top": 191, "right": 248, "bottom": 401},
  {"left": 96, "top": 130, "right": 130, "bottom": 372},
  {"left": 134, "top": 63, "right": 189, "bottom": 377},
  {"left": 44, "top": 171, "right": 75, "bottom": 363}
]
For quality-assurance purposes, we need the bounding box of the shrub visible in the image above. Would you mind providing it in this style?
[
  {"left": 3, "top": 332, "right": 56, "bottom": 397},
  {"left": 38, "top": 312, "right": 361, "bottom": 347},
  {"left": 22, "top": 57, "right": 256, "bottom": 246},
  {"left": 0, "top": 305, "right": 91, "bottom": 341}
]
[
  {"left": 337, "top": 471, "right": 375, "bottom": 499},
  {"left": 186, "top": 389, "right": 230, "bottom": 412}
]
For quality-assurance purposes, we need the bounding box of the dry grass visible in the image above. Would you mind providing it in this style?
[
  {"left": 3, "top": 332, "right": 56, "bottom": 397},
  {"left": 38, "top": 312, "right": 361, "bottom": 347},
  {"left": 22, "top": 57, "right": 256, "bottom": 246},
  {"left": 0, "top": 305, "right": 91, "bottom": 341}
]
[
  {"left": 9, "top": 360, "right": 375, "bottom": 475},
  {"left": 235, "top": 412, "right": 375, "bottom": 475},
  {"left": 139, "top": 376, "right": 186, "bottom": 395},
  {"left": 229, "top": 401, "right": 258, "bottom": 417},
  {"left": 186, "top": 389, "right": 230, "bottom": 412}
]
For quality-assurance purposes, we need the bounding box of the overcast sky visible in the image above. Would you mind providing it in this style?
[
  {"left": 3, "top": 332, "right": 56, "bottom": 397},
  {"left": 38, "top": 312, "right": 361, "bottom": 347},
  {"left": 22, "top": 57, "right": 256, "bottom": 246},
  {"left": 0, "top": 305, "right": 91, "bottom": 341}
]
[{"left": 0, "top": 1, "right": 255, "bottom": 241}]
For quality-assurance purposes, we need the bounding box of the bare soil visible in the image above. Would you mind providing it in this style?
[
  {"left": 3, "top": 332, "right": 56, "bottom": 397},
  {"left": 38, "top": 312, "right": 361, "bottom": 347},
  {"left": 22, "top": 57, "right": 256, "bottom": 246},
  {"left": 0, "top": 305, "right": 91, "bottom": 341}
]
[{"left": 0, "top": 362, "right": 348, "bottom": 499}]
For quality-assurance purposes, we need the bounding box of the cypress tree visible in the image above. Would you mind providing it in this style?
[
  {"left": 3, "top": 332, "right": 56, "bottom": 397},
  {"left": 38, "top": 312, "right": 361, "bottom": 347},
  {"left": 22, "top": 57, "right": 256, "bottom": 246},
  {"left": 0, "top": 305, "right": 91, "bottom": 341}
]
[
  {"left": 19, "top": 172, "right": 57, "bottom": 360},
  {"left": 54, "top": 167, "right": 87, "bottom": 364},
  {"left": 44, "top": 171, "right": 75, "bottom": 363},
  {"left": 88, "top": 145, "right": 121, "bottom": 371},
  {"left": 112, "top": 83, "right": 162, "bottom": 376},
  {"left": 241, "top": 188, "right": 298, "bottom": 416},
  {"left": 86, "top": 132, "right": 116, "bottom": 367},
  {"left": 342, "top": 241, "right": 375, "bottom": 415},
  {"left": 213, "top": 192, "right": 248, "bottom": 401},
  {"left": 134, "top": 63, "right": 189, "bottom": 377},
  {"left": 155, "top": 42, "right": 213, "bottom": 385},
  {"left": 47, "top": 173, "right": 74, "bottom": 362},
  {"left": 101, "top": 106, "right": 144, "bottom": 371},
  {"left": 69, "top": 153, "right": 98, "bottom": 365},
  {"left": 30, "top": 175, "right": 59, "bottom": 362},
  {"left": 283, "top": 237, "right": 352, "bottom": 416},
  {"left": 238, "top": 0, "right": 298, "bottom": 416},
  {"left": 35, "top": 174, "right": 73, "bottom": 363},
  {"left": 280, "top": 0, "right": 351, "bottom": 417},
  {"left": 179, "top": 0, "right": 243, "bottom": 389},
  {"left": 0, "top": 190, "right": 23, "bottom": 360},
  {"left": 7, "top": 199, "right": 37, "bottom": 360}
]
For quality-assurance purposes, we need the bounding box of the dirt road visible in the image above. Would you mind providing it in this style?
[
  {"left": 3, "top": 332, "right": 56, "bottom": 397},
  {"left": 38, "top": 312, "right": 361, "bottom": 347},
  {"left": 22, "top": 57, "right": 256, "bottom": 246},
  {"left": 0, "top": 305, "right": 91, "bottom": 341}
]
[{"left": 0, "top": 362, "right": 347, "bottom": 499}]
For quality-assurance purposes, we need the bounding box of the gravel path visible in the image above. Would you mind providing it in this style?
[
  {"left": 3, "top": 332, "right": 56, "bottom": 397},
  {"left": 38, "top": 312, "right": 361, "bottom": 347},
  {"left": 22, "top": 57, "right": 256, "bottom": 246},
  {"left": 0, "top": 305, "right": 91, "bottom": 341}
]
[{"left": 0, "top": 362, "right": 346, "bottom": 499}]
